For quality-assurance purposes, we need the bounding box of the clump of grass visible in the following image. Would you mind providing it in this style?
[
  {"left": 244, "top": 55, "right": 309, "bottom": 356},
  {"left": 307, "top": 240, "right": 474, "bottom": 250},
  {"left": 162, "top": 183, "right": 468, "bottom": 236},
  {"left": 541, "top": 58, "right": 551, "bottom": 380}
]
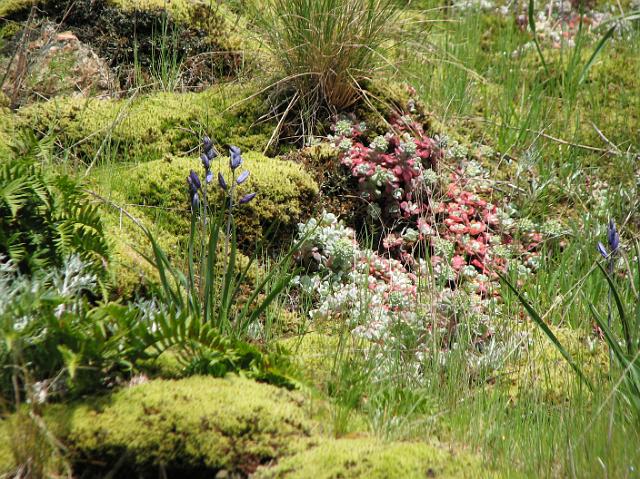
[{"left": 252, "top": 0, "right": 400, "bottom": 113}]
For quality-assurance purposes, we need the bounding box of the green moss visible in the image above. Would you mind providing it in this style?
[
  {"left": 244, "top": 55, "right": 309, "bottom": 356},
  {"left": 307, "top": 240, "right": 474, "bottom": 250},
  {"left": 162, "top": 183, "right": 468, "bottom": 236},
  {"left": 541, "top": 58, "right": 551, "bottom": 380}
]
[
  {"left": 279, "top": 333, "right": 338, "bottom": 388},
  {"left": 579, "top": 44, "right": 640, "bottom": 150},
  {"left": 0, "top": 0, "right": 34, "bottom": 17},
  {"left": 16, "top": 85, "right": 274, "bottom": 164},
  {"left": 106, "top": 0, "right": 247, "bottom": 48},
  {"left": 255, "top": 437, "right": 494, "bottom": 479},
  {"left": 0, "top": 419, "right": 14, "bottom": 474},
  {"left": 0, "top": 108, "right": 13, "bottom": 158},
  {"left": 502, "top": 327, "right": 608, "bottom": 403},
  {"left": 102, "top": 151, "right": 317, "bottom": 247},
  {"left": 46, "top": 376, "right": 318, "bottom": 476},
  {"left": 1, "top": 0, "right": 245, "bottom": 48}
]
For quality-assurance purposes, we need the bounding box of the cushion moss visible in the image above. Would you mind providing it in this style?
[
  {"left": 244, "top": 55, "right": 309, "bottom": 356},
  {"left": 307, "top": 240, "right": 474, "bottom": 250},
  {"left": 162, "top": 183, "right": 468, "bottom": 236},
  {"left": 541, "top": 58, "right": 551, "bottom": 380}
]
[
  {"left": 0, "top": 419, "right": 13, "bottom": 475},
  {"left": 254, "top": 437, "right": 495, "bottom": 479},
  {"left": 46, "top": 376, "right": 319, "bottom": 476},
  {"left": 1, "top": 0, "right": 245, "bottom": 51},
  {"left": 502, "top": 327, "right": 608, "bottom": 403},
  {"left": 15, "top": 85, "right": 275, "bottom": 164},
  {"left": 279, "top": 333, "right": 339, "bottom": 388}
]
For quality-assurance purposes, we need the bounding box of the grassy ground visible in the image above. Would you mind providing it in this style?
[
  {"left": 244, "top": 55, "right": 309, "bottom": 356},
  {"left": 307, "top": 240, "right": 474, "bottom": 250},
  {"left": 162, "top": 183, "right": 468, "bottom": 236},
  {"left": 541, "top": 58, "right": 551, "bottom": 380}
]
[{"left": 320, "top": 2, "right": 640, "bottom": 476}]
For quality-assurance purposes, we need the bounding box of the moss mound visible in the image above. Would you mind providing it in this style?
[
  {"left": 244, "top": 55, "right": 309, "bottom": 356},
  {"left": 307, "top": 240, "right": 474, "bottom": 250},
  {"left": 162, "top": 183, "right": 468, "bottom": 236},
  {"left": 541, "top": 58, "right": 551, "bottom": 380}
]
[
  {"left": 46, "top": 376, "right": 318, "bottom": 476},
  {"left": 255, "top": 437, "right": 491, "bottom": 479},
  {"left": 102, "top": 151, "right": 318, "bottom": 246},
  {"left": 0, "top": 108, "right": 13, "bottom": 158},
  {"left": 279, "top": 333, "right": 339, "bottom": 388},
  {"left": 15, "top": 85, "right": 274, "bottom": 163}
]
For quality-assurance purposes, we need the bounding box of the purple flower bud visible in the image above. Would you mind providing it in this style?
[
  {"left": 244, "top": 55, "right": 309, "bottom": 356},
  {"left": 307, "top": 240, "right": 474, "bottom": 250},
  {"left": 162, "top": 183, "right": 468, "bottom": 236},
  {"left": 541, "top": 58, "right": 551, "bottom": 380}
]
[
  {"left": 206, "top": 172, "right": 213, "bottom": 184},
  {"left": 230, "top": 146, "right": 242, "bottom": 170},
  {"left": 236, "top": 170, "right": 250, "bottom": 185},
  {"left": 202, "top": 136, "right": 217, "bottom": 161},
  {"left": 201, "top": 152, "right": 210, "bottom": 171},
  {"left": 218, "top": 172, "right": 228, "bottom": 191},
  {"left": 187, "top": 178, "right": 196, "bottom": 196},
  {"left": 188, "top": 170, "right": 201, "bottom": 190},
  {"left": 597, "top": 242, "right": 608, "bottom": 258},
  {"left": 607, "top": 219, "right": 620, "bottom": 252},
  {"left": 239, "top": 192, "right": 256, "bottom": 204},
  {"left": 191, "top": 191, "right": 200, "bottom": 209}
]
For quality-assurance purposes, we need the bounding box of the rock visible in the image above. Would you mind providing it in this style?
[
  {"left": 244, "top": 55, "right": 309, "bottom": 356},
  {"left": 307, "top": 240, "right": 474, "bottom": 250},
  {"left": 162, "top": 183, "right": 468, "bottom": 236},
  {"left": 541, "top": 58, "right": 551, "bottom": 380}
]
[
  {"left": 1, "top": 21, "right": 117, "bottom": 106},
  {"left": 1, "top": 0, "right": 250, "bottom": 91}
]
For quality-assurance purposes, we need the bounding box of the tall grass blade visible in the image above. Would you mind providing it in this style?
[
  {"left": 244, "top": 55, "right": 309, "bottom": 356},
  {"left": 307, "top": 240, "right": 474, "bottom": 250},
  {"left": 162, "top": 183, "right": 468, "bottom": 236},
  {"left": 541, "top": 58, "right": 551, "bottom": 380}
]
[
  {"left": 578, "top": 26, "right": 615, "bottom": 86},
  {"left": 528, "top": 0, "right": 550, "bottom": 76},
  {"left": 596, "top": 261, "right": 632, "bottom": 355},
  {"left": 500, "top": 272, "right": 593, "bottom": 390}
]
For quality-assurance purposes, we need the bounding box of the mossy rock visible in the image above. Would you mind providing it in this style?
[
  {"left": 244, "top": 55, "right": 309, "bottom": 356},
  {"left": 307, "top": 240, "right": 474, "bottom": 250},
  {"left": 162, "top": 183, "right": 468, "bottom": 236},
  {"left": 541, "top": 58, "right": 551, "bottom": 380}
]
[
  {"left": 502, "top": 327, "right": 608, "bottom": 403},
  {"left": 15, "top": 85, "right": 275, "bottom": 164},
  {"left": 103, "top": 151, "right": 318, "bottom": 246},
  {"left": 45, "top": 376, "right": 318, "bottom": 476},
  {"left": 1, "top": 0, "right": 249, "bottom": 89},
  {"left": 254, "top": 437, "right": 494, "bottom": 479}
]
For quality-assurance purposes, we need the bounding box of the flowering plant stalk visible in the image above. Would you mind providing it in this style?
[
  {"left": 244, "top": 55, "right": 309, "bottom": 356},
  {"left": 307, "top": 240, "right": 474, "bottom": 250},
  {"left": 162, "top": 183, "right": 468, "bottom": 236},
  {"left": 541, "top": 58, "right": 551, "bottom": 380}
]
[
  {"left": 590, "top": 234, "right": 640, "bottom": 420},
  {"left": 501, "top": 225, "right": 640, "bottom": 421},
  {"left": 142, "top": 137, "right": 301, "bottom": 338}
]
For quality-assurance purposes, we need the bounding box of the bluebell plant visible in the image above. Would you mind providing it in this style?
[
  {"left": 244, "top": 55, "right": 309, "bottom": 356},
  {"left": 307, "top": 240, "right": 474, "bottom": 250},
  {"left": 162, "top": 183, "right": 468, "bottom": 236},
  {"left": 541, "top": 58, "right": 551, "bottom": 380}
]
[
  {"left": 597, "top": 219, "right": 621, "bottom": 341},
  {"left": 598, "top": 219, "right": 620, "bottom": 270},
  {"left": 140, "top": 132, "right": 299, "bottom": 338}
]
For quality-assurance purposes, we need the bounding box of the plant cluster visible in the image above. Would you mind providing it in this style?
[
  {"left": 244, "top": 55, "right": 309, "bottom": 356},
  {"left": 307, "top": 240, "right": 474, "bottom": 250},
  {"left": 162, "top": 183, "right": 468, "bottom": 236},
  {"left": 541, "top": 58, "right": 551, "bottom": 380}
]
[
  {"left": 293, "top": 116, "right": 571, "bottom": 369},
  {"left": 332, "top": 117, "right": 553, "bottom": 288},
  {"left": 334, "top": 115, "right": 440, "bottom": 221},
  {"left": 251, "top": 0, "right": 400, "bottom": 115},
  {"left": 294, "top": 216, "right": 512, "bottom": 375},
  {"left": 0, "top": 132, "right": 109, "bottom": 280},
  {"left": 142, "top": 136, "right": 298, "bottom": 384},
  {"left": 296, "top": 212, "right": 419, "bottom": 342},
  {"left": 0, "top": 255, "right": 148, "bottom": 401}
]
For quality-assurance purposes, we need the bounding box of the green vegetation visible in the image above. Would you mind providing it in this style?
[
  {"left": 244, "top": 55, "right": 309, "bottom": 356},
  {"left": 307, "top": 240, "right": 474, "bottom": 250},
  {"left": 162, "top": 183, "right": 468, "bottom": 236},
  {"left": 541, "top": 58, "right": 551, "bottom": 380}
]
[
  {"left": 47, "top": 376, "right": 316, "bottom": 475},
  {"left": 0, "top": 132, "right": 109, "bottom": 277},
  {"left": 251, "top": 0, "right": 401, "bottom": 139},
  {"left": 255, "top": 437, "right": 492, "bottom": 479},
  {"left": 1, "top": 0, "right": 639, "bottom": 476},
  {"left": 13, "top": 85, "right": 276, "bottom": 166}
]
